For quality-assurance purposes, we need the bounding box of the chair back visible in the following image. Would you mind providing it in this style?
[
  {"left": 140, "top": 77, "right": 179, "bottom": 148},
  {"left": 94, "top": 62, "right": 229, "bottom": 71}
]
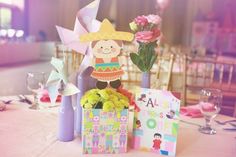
[
  {"left": 121, "top": 43, "right": 176, "bottom": 91},
  {"left": 55, "top": 44, "right": 84, "bottom": 74},
  {"left": 183, "top": 55, "right": 236, "bottom": 116},
  {"left": 155, "top": 53, "right": 175, "bottom": 90}
]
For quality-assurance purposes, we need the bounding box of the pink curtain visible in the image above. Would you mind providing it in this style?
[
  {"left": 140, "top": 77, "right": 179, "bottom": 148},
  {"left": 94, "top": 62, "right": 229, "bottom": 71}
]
[{"left": 116, "top": 0, "right": 157, "bottom": 31}]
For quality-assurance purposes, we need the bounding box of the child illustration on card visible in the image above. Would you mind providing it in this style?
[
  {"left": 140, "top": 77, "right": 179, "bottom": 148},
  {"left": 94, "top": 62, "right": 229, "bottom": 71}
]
[
  {"left": 136, "top": 119, "right": 141, "bottom": 129},
  {"left": 152, "top": 133, "right": 162, "bottom": 151},
  {"left": 166, "top": 110, "right": 175, "bottom": 119},
  {"left": 138, "top": 94, "right": 147, "bottom": 102}
]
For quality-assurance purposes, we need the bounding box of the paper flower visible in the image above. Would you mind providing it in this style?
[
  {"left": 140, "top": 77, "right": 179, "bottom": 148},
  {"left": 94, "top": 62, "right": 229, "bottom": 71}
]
[
  {"left": 46, "top": 57, "right": 79, "bottom": 103},
  {"left": 56, "top": 0, "right": 101, "bottom": 75}
]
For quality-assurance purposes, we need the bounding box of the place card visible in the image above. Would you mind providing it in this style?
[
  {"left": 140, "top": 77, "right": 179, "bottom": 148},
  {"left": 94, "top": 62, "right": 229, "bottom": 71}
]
[{"left": 133, "top": 88, "right": 181, "bottom": 156}]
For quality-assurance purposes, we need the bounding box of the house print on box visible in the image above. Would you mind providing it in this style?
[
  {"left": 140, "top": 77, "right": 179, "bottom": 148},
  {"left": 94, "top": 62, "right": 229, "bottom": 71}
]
[
  {"left": 82, "top": 109, "right": 128, "bottom": 154},
  {"left": 133, "top": 88, "right": 180, "bottom": 156}
]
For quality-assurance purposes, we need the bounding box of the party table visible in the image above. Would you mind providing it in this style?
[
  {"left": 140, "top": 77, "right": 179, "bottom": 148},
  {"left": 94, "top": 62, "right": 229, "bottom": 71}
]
[
  {"left": 0, "top": 42, "right": 55, "bottom": 66},
  {"left": 0, "top": 100, "right": 235, "bottom": 157}
]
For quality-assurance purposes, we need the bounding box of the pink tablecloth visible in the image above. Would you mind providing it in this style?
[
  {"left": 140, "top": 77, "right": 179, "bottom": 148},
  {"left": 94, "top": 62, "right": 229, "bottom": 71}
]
[{"left": 0, "top": 103, "right": 235, "bottom": 157}]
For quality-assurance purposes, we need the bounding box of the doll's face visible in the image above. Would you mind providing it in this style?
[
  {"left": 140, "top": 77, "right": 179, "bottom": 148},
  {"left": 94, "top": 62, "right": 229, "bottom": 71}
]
[{"left": 91, "top": 40, "right": 122, "bottom": 58}]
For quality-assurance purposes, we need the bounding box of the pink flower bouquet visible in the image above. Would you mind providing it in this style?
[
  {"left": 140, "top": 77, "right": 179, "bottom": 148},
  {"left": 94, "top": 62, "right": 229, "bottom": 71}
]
[{"left": 129, "top": 14, "right": 161, "bottom": 72}]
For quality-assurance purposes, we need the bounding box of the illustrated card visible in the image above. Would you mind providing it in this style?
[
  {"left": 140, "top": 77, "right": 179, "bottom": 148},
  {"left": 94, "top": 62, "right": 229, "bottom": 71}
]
[{"left": 133, "top": 88, "right": 181, "bottom": 156}]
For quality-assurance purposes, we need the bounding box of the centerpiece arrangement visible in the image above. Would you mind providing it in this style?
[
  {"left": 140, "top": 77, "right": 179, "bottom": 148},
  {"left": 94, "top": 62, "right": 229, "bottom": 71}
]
[
  {"left": 79, "top": 18, "right": 134, "bottom": 154},
  {"left": 50, "top": 1, "right": 181, "bottom": 156},
  {"left": 129, "top": 14, "right": 162, "bottom": 88}
]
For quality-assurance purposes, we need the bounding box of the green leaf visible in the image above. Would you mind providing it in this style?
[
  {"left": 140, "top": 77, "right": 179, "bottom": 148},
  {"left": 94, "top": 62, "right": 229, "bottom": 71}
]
[
  {"left": 130, "top": 53, "right": 140, "bottom": 65},
  {"left": 147, "top": 47, "right": 154, "bottom": 64},
  {"left": 131, "top": 42, "right": 158, "bottom": 72},
  {"left": 139, "top": 46, "right": 146, "bottom": 60},
  {"left": 137, "top": 59, "right": 146, "bottom": 72},
  {"left": 130, "top": 53, "right": 146, "bottom": 72},
  {"left": 147, "top": 54, "right": 157, "bottom": 71}
]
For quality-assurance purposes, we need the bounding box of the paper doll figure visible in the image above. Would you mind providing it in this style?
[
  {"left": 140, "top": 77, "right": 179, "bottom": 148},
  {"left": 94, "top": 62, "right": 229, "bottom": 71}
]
[
  {"left": 93, "top": 115, "right": 100, "bottom": 125},
  {"left": 92, "top": 126, "right": 100, "bottom": 147},
  {"left": 119, "top": 125, "right": 127, "bottom": 147},
  {"left": 98, "top": 132, "right": 106, "bottom": 152},
  {"left": 85, "top": 134, "right": 93, "bottom": 148},
  {"left": 152, "top": 133, "right": 162, "bottom": 150},
  {"left": 92, "top": 133, "right": 99, "bottom": 147},
  {"left": 91, "top": 40, "right": 124, "bottom": 89},
  {"left": 166, "top": 110, "right": 175, "bottom": 119},
  {"left": 105, "top": 134, "right": 113, "bottom": 152},
  {"left": 80, "top": 19, "right": 134, "bottom": 89},
  {"left": 112, "top": 133, "right": 120, "bottom": 148}
]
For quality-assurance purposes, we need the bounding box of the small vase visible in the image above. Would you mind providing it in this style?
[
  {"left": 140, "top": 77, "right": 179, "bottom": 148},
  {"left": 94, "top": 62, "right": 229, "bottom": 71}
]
[
  {"left": 141, "top": 72, "right": 151, "bottom": 88},
  {"left": 76, "top": 67, "right": 95, "bottom": 135},
  {"left": 58, "top": 96, "right": 74, "bottom": 142}
]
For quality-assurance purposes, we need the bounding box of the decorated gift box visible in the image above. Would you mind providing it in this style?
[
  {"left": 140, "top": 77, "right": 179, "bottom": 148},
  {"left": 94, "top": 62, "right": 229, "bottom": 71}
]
[
  {"left": 80, "top": 89, "right": 130, "bottom": 154},
  {"left": 133, "top": 88, "right": 181, "bottom": 156}
]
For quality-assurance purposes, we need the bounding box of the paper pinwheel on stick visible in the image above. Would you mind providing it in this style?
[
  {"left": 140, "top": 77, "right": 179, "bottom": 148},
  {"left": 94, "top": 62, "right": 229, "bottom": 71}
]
[
  {"left": 46, "top": 57, "right": 79, "bottom": 103},
  {"left": 46, "top": 57, "right": 79, "bottom": 142},
  {"left": 56, "top": 0, "right": 101, "bottom": 75}
]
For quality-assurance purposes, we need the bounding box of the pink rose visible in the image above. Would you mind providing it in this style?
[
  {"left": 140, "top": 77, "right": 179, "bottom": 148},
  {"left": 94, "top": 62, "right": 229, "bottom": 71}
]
[
  {"left": 152, "top": 28, "right": 161, "bottom": 40},
  {"left": 135, "top": 31, "right": 153, "bottom": 43},
  {"left": 135, "top": 28, "right": 161, "bottom": 43},
  {"left": 146, "top": 14, "right": 161, "bottom": 25},
  {"left": 134, "top": 16, "right": 148, "bottom": 26}
]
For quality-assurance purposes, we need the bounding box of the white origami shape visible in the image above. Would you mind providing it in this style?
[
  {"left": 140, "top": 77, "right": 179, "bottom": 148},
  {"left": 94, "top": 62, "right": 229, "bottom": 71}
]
[
  {"left": 46, "top": 57, "right": 79, "bottom": 103},
  {"left": 56, "top": 0, "right": 101, "bottom": 75}
]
